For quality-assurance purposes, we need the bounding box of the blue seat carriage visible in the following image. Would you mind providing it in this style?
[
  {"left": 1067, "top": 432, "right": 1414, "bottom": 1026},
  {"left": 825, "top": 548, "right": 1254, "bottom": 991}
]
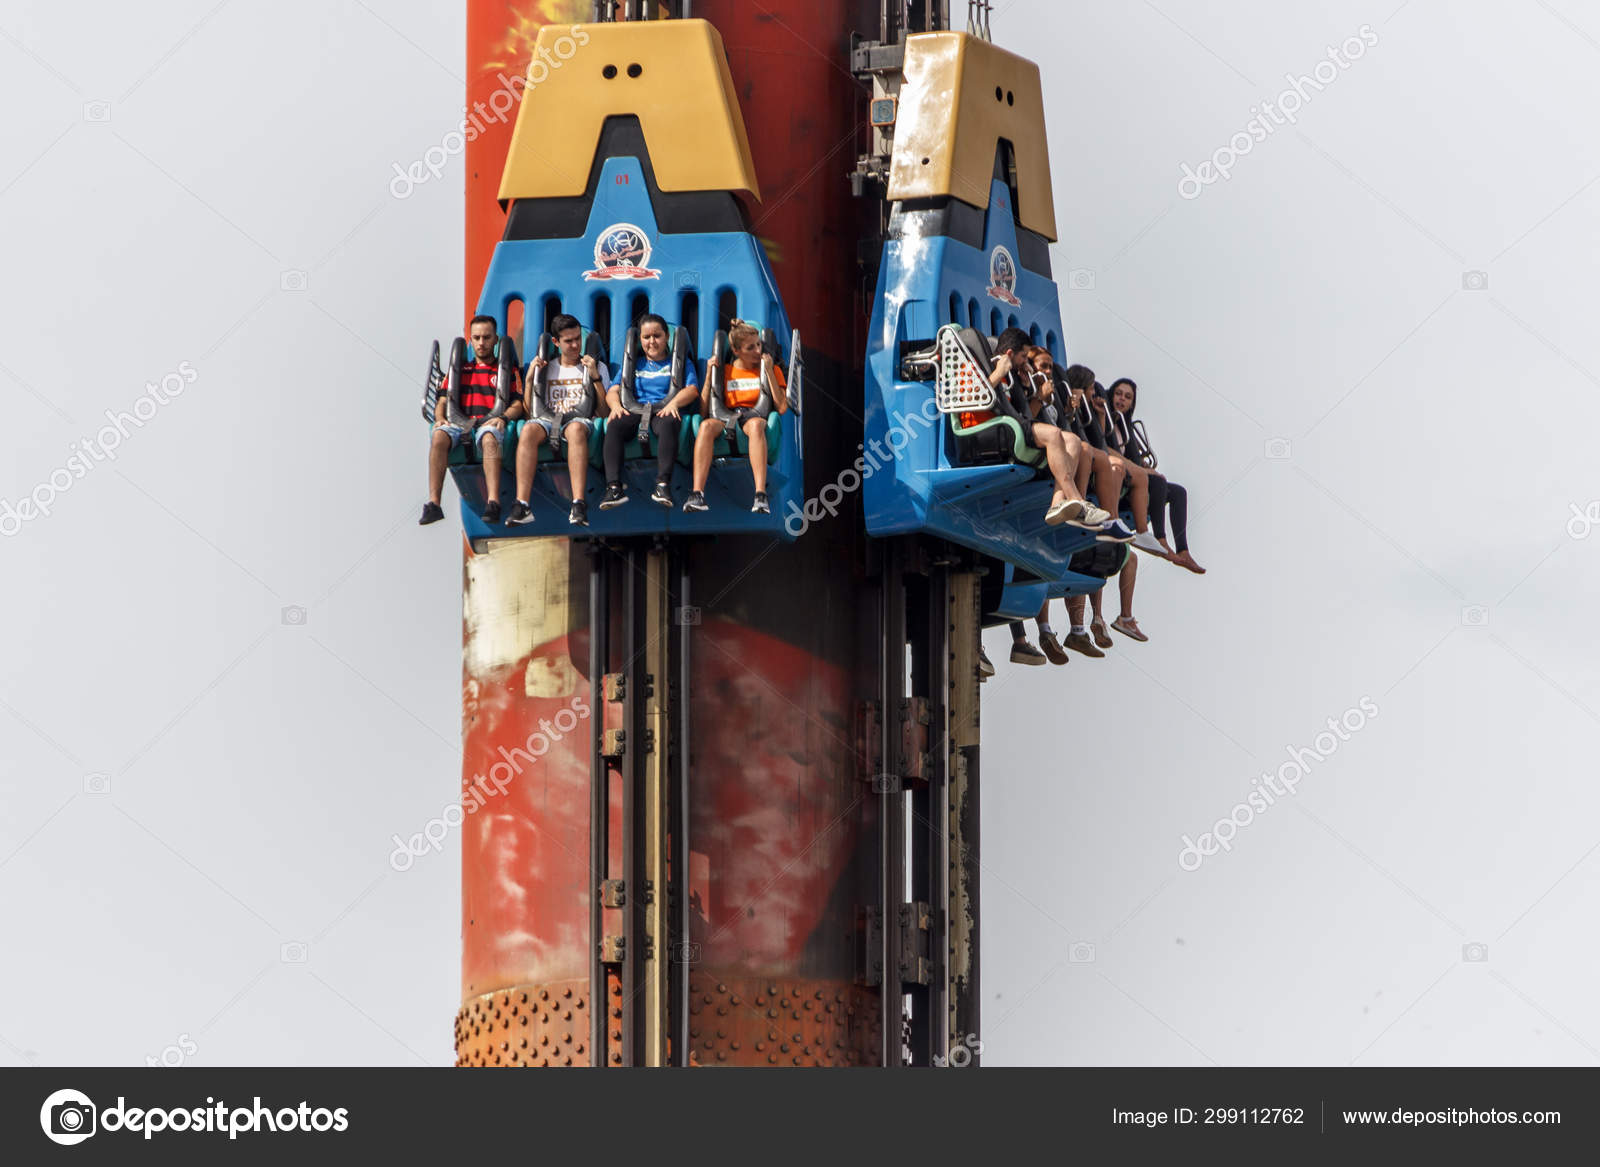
[
  {"left": 860, "top": 31, "right": 1129, "bottom": 617},
  {"left": 423, "top": 19, "right": 804, "bottom": 541}
]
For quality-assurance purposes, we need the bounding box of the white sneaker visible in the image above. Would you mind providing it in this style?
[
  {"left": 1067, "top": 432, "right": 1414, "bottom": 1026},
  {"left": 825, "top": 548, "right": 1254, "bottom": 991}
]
[
  {"left": 1065, "top": 503, "right": 1111, "bottom": 530},
  {"left": 1132, "top": 530, "right": 1168, "bottom": 556}
]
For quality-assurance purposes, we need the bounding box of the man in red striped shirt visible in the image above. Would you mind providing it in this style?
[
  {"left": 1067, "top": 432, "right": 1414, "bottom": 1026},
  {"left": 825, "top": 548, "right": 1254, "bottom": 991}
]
[{"left": 421, "top": 315, "right": 525, "bottom": 525}]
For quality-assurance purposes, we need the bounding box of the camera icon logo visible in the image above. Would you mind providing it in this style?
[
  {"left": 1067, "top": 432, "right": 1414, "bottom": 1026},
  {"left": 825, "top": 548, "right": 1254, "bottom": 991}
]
[
  {"left": 1567, "top": 501, "right": 1600, "bottom": 540},
  {"left": 280, "top": 941, "right": 308, "bottom": 963},
  {"left": 84, "top": 772, "right": 111, "bottom": 795},
  {"left": 1068, "top": 268, "right": 1096, "bottom": 291},
  {"left": 281, "top": 605, "right": 307, "bottom": 626},
  {"left": 40, "top": 1088, "right": 97, "bottom": 1145},
  {"left": 1264, "top": 437, "right": 1292, "bottom": 461},
  {"left": 280, "top": 270, "right": 308, "bottom": 292},
  {"left": 82, "top": 101, "right": 111, "bottom": 123},
  {"left": 1461, "top": 605, "right": 1489, "bottom": 628},
  {"left": 1462, "top": 942, "right": 1489, "bottom": 963},
  {"left": 670, "top": 941, "right": 701, "bottom": 963},
  {"left": 675, "top": 270, "right": 701, "bottom": 289},
  {"left": 1069, "top": 942, "right": 1096, "bottom": 964},
  {"left": 1461, "top": 270, "right": 1489, "bottom": 292},
  {"left": 871, "top": 774, "right": 900, "bottom": 794},
  {"left": 675, "top": 605, "right": 701, "bottom": 627}
]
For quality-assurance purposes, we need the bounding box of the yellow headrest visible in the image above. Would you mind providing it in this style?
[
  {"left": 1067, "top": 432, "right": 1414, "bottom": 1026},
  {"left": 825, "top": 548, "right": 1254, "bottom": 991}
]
[
  {"left": 498, "top": 19, "right": 761, "bottom": 203},
  {"left": 887, "top": 32, "right": 1056, "bottom": 241}
]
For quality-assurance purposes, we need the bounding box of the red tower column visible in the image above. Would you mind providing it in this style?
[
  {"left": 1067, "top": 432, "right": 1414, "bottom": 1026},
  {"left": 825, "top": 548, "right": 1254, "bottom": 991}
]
[{"left": 455, "top": 1, "right": 888, "bottom": 1067}]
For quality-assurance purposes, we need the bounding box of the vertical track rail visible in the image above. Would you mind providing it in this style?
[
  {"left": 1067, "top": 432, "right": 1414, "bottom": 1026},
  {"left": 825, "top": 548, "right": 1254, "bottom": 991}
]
[
  {"left": 589, "top": 547, "right": 610, "bottom": 1068},
  {"left": 670, "top": 546, "right": 692, "bottom": 1064},
  {"left": 908, "top": 562, "right": 952, "bottom": 1065},
  {"left": 620, "top": 548, "right": 640, "bottom": 1064},
  {"left": 948, "top": 569, "right": 981, "bottom": 1059},
  {"left": 879, "top": 541, "right": 907, "bottom": 1066},
  {"left": 642, "top": 547, "right": 669, "bottom": 1064}
]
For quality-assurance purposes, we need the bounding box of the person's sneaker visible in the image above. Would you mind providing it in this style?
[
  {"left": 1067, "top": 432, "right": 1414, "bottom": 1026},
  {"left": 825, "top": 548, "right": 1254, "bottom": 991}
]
[
  {"left": 1039, "top": 631, "right": 1069, "bottom": 665},
  {"left": 1095, "top": 518, "right": 1135, "bottom": 542},
  {"left": 1063, "top": 630, "right": 1105, "bottom": 658},
  {"left": 569, "top": 499, "right": 589, "bottom": 526},
  {"left": 1065, "top": 502, "right": 1112, "bottom": 530},
  {"left": 650, "top": 481, "right": 673, "bottom": 507},
  {"left": 480, "top": 499, "right": 501, "bottom": 524},
  {"left": 1009, "top": 640, "right": 1047, "bottom": 666},
  {"left": 1045, "top": 497, "right": 1084, "bottom": 526},
  {"left": 599, "top": 482, "right": 627, "bottom": 510},
  {"left": 751, "top": 490, "right": 770, "bottom": 514},
  {"left": 1111, "top": 615, "right": 1149, "bottom": 643},
  {"left": 1132, "top": 529, "right": 1168, "bottom": 556},
  {"left": 1091, "top": 617, "right": 1115, "bottom": 648},
  {"left": 683, "top": 491, "right": 709, "bottom": 513},
  {"left": 506, "top": 500, "right": 534, "bottom": 526},
  {"left": 419, "top": 501, "right": 445, "bottom": 525},
  {"left": 977, "top": 646, "right": 995, "bottom": 679}
]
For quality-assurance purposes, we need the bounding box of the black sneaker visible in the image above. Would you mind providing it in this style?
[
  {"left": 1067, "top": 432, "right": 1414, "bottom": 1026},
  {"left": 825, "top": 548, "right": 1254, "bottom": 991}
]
[
  {"left": 977, "top": 646, "right": 995, "bottom": 679},
  {"left": 751, "top": 490, "right": 770, "bottom": 514},
  {"left": 506, "top": 500, "right": 533, "bottom": 526},
  {"left": 650, "top": 481, "right": 672, "bottom": 507},
  {"left": 569, "top": 499, "right": 589, "bottom": 526},
  {"left": 480, "top": 499, "right": 501, "bottom": 524},
  {"left": 683, "top": 491, "right": 709, "bottom": 513},
  {"left": 419, "top": 502, "right": 444, "bottom": 525},
  {"left": 599, "top": 482, "right": 627, "bottom": 510}
]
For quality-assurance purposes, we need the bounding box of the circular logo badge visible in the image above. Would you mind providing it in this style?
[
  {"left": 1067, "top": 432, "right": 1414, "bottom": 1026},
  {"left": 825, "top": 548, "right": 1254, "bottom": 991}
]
[
  {"left": 585, "top": 223, "right": 660, "bottom": 281},
  {"left": 40, "top": 1088, "right": 97, "bottom": 1146},
  {"left": 985, "top": 245, "right": 1020, "bottom": 306}
]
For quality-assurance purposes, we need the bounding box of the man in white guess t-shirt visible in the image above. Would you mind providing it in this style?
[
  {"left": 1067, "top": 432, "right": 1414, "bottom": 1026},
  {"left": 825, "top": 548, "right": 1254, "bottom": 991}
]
[{"left": 510, "top": 313, "right": 610, "bottom": 527}]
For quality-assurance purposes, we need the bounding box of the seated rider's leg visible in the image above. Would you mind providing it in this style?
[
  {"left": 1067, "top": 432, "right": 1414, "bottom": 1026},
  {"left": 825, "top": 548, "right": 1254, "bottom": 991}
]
[
  {"left": 743, "top": 417, "right": 768, "bottom": 494},
  {"left": 428, "top": 426, "right": 453, "bottom": 505},
  {"left": 692, "top": 418, "right": 723, "bottom": 493},
  {"left": 1094, "top": 449, "right": 1123, "bottom": 511},
  {"left": 603, "top": 413, "right": 639, "bottom": 485},
  {"left": 565, "top": 420, "right": 589, "bottom": 496},
  {"left": 652, "top": 413, "right": 680, "bottom": 482},
  {"left": 1032, "top": 423, "right": 1075, "bottom": 502},
  {"left": 1118, "top": 548, "right": 1138, "bottom": 618},
  {"left": 1147, "top": 472, "right": 1169, "bottom": 541},
  {"left": 1066, "top": 594, "right": 1087, "bottom": 632},
  {"left": 1121, "top": 460, "right": 1151, "bottom": 532},
  {"left": 1074, "top": 441, "right": 1094, "bottom": 497},
  {"left": 514, "top": 422, "right": 544, "bottom": 503},
  {"left": 479, "top": 429, "right": 502, "bottom": 503}
]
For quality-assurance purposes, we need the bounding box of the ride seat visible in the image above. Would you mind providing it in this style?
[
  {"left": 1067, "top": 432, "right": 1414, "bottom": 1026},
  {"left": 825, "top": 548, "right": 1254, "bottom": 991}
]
[
  {"left": 700, "top": 327, "right": 785, "bottom": 465},
  {"left": 944, "top": 327, "right": 1043, "bottom": 469},
  {"left": 616, "top": 322, "right": 702, "bottom": 467}
]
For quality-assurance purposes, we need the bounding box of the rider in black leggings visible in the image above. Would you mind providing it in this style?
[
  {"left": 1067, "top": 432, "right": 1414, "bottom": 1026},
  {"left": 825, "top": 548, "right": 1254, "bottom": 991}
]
[{"left": 1108, "top": 379, "right": 1205, "bottom": 574}]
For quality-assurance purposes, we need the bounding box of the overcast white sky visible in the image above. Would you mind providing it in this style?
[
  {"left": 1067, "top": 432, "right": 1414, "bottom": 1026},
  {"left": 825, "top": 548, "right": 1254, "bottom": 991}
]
[{"left": 4, "top": 0, "right": 1600, "bottom": 1067}]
